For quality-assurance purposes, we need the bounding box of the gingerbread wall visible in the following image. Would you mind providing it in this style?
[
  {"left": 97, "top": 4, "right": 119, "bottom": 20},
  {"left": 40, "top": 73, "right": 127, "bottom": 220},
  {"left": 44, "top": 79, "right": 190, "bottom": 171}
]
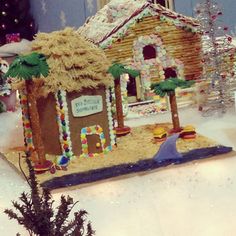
[
  {"left": 37, "top": 87, "right": 112, "bottom": 157},
  {"left": 66, "top": 87, "right": 111, "bottom": 156},
  {"left": 104, "top": 16, "right": 202, "bottom": 80},
  {"left": 37, "top": 93, "right": 61, "bottom": 155}
]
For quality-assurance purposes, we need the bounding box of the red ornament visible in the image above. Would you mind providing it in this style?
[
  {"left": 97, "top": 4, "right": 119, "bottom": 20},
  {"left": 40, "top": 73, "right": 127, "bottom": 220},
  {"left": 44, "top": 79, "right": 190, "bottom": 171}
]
[
  {"left": 228, "top": 36, "right": 232, "bottom": 42},
  {"left": 6, "top": 33, "right": 20, "bottom": 43},
  {"left": 211, "top": 15, "right": 217, "bottom": 20}
]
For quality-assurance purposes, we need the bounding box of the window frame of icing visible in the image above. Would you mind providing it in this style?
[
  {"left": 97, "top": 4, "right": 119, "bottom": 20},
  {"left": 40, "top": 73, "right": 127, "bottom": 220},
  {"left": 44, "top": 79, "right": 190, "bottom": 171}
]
[
  {"left": 80, "top": 125, "right": 110, "bottom": 157},
  {"left": 132, "top": 34, "right": 185, "bottom": 97}
]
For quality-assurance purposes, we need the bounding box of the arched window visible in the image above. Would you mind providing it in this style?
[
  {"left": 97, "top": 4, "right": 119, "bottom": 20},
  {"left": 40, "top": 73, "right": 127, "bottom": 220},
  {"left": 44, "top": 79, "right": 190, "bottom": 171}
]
[
  {"left": 143, "top": 45, "right": 156, "bottom": 60},
  {"left": 164, "top": 67, "right": 177, "bottom": 79}
]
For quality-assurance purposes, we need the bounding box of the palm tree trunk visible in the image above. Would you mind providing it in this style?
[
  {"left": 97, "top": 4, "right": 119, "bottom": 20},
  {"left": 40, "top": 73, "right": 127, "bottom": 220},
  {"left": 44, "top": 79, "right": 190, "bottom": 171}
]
[
  {"left": 114, "top": 78, "right": 124, "bottom": 128},
  {"left": 169, "top": 90, "right": 181, "bottom": 132},
  {"left": 25, "top": 80, "right": 46, "bottom": 164}
]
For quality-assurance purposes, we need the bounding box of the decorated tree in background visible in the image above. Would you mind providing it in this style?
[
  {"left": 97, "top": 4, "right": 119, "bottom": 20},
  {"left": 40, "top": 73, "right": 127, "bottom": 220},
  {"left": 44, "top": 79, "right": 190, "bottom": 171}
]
[
  {"left": 0, "top": 0, "right": 37, "bottom": 44},
  {"left": 151, "top": 78, "right": 195, "bottom": 132},
  {"left": 5, "top": 52, "right": 52, "bottom": 172},
  {"left": 5, "top": 155, "right": 95, "bottom": 236},
  {"left": 108, "top": 63, "right": 140, "bottom": 136},
  {"left": 195, "top": 0, "right": 235, "bottom": 116}
]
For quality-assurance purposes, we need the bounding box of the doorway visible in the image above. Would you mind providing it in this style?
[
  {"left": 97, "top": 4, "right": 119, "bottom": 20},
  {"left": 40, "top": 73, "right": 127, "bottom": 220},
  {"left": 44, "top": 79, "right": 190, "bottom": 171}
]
[
  {"left": 126, "top": 74, "right": 142, "bottom": 103},
  {"left": 87, "top": 134, "right": 103, "bottom": 154}
]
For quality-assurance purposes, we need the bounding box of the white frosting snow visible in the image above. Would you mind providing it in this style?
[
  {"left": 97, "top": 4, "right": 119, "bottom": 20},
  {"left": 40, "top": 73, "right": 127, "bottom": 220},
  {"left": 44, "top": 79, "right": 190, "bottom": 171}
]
[
  {"left": 78, "top": 0, "right": 198, "bottom": 46},
  {"left": 0, "top": 39, "right": 32, "bottom": 57},
  {"left": 78, "top": 0, "right": 147, "bottom": 43}
]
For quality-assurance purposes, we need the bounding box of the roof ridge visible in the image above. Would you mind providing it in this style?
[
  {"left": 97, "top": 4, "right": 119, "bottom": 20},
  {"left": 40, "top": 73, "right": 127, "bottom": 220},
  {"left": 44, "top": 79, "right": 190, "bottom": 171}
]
[{"left": 78, "top": 0, "right": 199, "bottom": 46}]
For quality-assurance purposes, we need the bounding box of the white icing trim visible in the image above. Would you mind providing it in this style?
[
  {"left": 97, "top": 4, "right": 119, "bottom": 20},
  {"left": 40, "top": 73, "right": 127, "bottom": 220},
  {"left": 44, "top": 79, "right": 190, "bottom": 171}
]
[
  {"left": 106, "top": 88, "right": 116, "bottom": 146},
  {"left": 55, "top": 90, "right": 74, "bottom": 158},
  {"left": 99, "top": 7, "right": 197, "bottom": 49}
]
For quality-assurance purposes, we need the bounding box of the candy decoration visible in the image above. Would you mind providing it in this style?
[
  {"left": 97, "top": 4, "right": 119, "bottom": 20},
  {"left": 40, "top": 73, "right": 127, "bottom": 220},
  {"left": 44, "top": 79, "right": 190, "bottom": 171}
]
[
  {"left": 55, "top": 90, "right": 74, "bottom": 167},
  {"left": 55, "top": 155, "right": 70, "bottom": 167},
  {"left": 80, "top": 125, "right": 112, "bottom": 158},
  {"left": 106, "top": 89, "right": 116, "bottom": 146},
  {"left": 19, "top": 90, "right": 34, "bottom": 151}
]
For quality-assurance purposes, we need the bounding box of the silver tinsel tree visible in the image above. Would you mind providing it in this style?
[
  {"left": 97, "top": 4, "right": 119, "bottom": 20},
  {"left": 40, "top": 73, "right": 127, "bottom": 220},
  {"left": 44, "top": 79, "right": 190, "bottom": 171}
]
[{"left": 195, "top": 0, "right": 236, "bottom": 116}]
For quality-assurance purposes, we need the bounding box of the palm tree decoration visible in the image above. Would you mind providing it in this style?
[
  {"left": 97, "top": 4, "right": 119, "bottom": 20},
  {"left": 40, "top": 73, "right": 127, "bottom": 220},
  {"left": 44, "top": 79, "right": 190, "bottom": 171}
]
[
  {"left": 108, "top": 63, "right": 140, "bottom": 136},
  {"left": 151, "top": 77, "right": 195, "bottom": 132},
  {"left": 5, "top": 52, "right": 52, "bottom": 171}
]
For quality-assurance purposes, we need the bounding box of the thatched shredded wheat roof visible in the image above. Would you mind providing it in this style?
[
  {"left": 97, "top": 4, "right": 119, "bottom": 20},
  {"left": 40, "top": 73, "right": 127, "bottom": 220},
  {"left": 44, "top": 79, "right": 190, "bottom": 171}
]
[{"left": 30, "top": 27, "right": 112, "bottom": 96}]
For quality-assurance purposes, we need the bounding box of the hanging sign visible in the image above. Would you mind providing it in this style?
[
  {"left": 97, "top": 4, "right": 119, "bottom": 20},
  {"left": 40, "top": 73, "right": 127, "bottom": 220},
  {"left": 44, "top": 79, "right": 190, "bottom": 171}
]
[{"left": 71, "top": 95, "right": 103, "bottom": 117}]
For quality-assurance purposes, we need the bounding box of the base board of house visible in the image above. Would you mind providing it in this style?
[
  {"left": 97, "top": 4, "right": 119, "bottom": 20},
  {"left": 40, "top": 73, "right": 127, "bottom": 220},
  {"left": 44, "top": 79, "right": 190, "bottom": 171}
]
[
  {"left": 40, "top": 145, "right": 233, "bottom": 190},
  {"left": 1, "top": 123, "right": 233, "bottom": 190}
]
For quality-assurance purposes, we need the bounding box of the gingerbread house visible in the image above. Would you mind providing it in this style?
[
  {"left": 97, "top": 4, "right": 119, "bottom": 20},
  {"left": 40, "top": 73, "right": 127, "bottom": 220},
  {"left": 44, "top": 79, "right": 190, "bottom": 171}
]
[
  {"left": 17, "top": 28, "right": 115, "bottom": 158},
  {"left": 79, "top": 0, "right": 202, "bottom": 102}
]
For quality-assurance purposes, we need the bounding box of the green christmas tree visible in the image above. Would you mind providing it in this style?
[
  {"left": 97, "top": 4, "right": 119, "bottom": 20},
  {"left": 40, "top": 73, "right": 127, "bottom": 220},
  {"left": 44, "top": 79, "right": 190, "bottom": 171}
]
[{"left": 0, "top": 0, "right": 37, "bottom": 44}]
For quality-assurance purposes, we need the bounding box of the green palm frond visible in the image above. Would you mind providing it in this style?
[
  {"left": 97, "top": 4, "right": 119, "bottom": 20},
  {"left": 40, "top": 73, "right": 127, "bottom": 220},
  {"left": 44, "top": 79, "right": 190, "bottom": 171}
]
[
  {"left": 159, "top": 79, "right": 177, "bottom": 91},
  {"left": 22, "top": 52, "right": 41, "bottom": 66},
  {"left": 151, "top": 77, "right": 195, "bottom": 97},
  {"left": 108, "top": 63, "right": 140, "bottom": 80},
  {"left": 153, "top": 85, "right": 166, "bottom": 97},
  {"left": 124, "top": 68, "right": 140, "bottom": 78},
  {"left": 38, "top": 54, "right": 49, "bottom": 77},
  {"left": 4, "top": 52, "right": 49, "bottom": 80}
]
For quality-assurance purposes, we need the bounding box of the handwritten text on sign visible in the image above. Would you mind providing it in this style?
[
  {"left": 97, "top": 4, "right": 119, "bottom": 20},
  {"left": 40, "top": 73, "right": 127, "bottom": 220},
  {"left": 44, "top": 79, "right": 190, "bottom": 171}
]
[{"left": 71, "top": 95, "right": 103, "bottom": 117}]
